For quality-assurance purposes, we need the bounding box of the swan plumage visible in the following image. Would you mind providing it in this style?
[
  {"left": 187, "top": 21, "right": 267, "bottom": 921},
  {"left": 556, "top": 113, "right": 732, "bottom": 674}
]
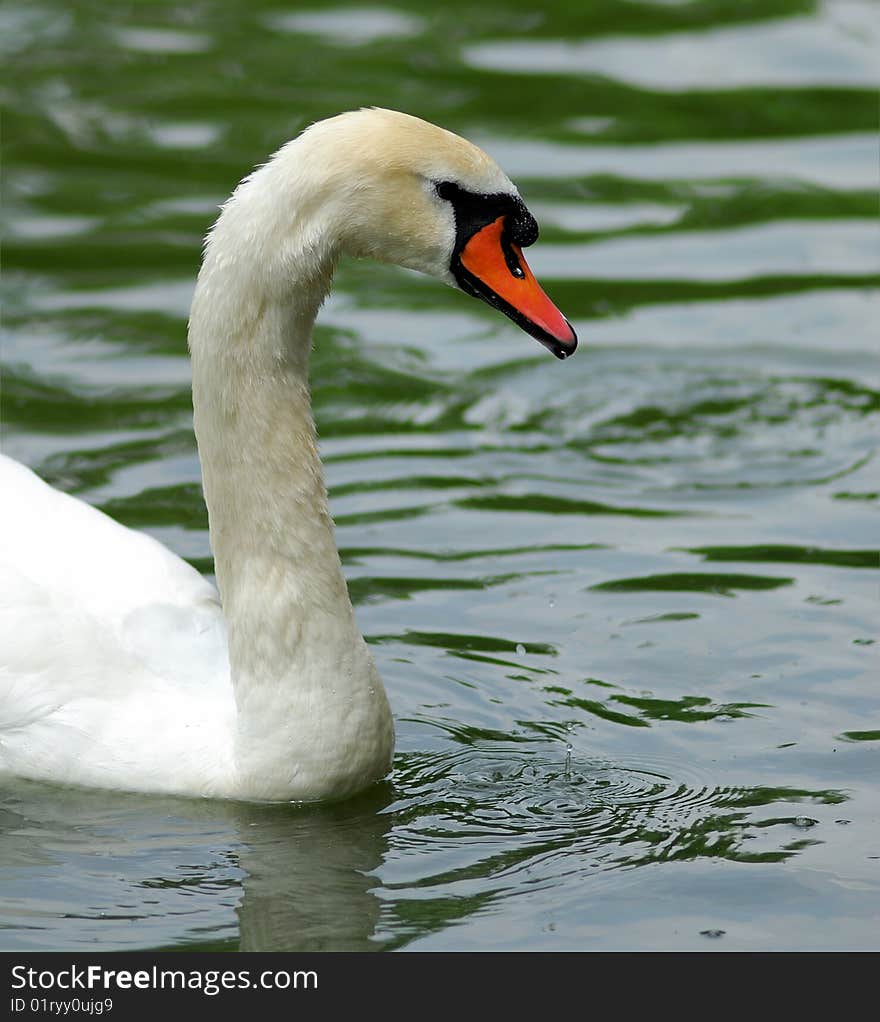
[{"left": 0, "top": 108, "right": 575, "bottom": 801}]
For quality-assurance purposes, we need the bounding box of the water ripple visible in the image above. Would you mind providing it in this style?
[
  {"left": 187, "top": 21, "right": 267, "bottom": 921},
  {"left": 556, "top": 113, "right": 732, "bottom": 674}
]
[
  {"left": 381, "top": 743, "right": 847, "bottom": 909},
  {"left": 465, "top": 2, "right": 880, "bottom": 90}
]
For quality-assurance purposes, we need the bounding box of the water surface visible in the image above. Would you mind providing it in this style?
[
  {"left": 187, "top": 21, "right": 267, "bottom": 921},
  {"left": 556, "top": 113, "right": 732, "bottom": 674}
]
[{"left": 1, "top": 0, "right": 878, "bottom": 950}]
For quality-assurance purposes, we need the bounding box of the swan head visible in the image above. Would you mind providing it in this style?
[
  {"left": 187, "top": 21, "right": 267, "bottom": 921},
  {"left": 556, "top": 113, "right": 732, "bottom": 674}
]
[{"left": 292, "top": 108, "right": 578, "bottom": 359}]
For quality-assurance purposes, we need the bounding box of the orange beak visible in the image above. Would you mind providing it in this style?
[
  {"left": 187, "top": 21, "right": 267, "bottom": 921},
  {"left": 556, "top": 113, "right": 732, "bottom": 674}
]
[{"left": 457, "top": 216, "right": 577, "bottom": 359}]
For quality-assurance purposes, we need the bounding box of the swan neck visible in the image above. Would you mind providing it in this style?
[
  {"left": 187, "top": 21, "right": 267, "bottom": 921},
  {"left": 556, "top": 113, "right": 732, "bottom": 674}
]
[
  {"left": 185, "top": 142, "right": 393, "bottom": 799},
  {"left": 190, "top": 287, "right": 355, "bottom": 681}
]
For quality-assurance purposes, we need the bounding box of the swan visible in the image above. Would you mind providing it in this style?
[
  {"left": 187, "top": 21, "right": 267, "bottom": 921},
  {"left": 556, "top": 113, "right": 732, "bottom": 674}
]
[{"left": 0, "top": 108, "right": 577, "bottom": 801}]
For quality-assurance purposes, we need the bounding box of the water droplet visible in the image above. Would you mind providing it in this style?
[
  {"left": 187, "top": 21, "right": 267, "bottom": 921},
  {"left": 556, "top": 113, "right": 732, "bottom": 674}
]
[
  {"left": 548, "top": 597, "right": 556, "bottom": 608},
  {"left": 564, "top": 742, "right": 572, "bottom": 777},
  {"left": 794, "top": 816, "right": 818, "bottom": 828},
  {"left": 700, "top": 929, "right": 725, "bottom": 939},
  {"left": 515, "top": 643, "right": 526, "bottom": 656}
]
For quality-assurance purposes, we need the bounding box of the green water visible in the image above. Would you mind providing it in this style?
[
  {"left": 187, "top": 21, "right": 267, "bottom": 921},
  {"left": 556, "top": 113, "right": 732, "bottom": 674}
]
[{"left": 1, "top": 0, "right": 878, "bottom": 950}]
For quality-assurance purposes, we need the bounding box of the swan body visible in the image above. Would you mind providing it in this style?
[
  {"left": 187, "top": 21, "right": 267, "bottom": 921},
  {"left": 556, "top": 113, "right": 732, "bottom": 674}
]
[{"left": 0, "top": 108, "right": 576, "bottom": 801}]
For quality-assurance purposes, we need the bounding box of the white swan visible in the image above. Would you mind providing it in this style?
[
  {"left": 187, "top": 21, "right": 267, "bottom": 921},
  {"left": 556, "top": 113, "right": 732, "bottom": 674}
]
[{"left": 0, "top": 108, "right": 576, "bottom": 801}]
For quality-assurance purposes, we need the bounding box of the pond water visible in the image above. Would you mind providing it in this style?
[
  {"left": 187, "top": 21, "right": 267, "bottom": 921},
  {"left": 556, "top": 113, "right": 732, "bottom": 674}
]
[{"left": 1, "top": 0, "right": 878, "bottom": 951}]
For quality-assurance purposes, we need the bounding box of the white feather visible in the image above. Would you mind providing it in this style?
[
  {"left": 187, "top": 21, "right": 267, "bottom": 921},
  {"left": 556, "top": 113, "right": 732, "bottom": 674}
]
[{"left": 0, "top": 108, "right": 520, "bottom": 800}]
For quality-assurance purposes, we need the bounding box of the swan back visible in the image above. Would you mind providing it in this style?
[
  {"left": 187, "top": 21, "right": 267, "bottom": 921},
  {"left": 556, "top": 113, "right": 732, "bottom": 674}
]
[{"left": 0, "top": 455, "right": 233, "bottom": 794}]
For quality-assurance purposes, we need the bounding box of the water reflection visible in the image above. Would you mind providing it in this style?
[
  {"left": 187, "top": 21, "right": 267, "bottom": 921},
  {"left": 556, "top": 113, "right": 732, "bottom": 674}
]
[
  {"left": 465, "top": 1, "right": 880, "bottom": 89},
  {"left": 0, "top": 780, "right": 393, "bottom": 952},
  {"left": 480, "top": 133, "right": 878, "bottom": 190},
  {"left": 264, "top": 7, "right": 425, "bottom": 46},
  {"left": 0, "top": 746, "right": 851, "bottom": 951},
  {"left": 234, "top": 794, "right": 395, "bottom": 952},
  {"left": 531, "top": 221, "right": 880, "bottom": 281}
]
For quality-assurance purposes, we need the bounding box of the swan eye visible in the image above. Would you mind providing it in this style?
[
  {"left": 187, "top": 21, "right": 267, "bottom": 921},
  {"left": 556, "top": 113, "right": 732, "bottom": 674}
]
[{"left": 435, "top": 181, "right": 459, "bottom": 202}]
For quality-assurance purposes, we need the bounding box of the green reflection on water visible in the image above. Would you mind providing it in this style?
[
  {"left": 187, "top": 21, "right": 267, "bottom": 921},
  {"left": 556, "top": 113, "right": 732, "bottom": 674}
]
[{"left": 2, "top": 0, "right": 878, "bottom": 952}]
